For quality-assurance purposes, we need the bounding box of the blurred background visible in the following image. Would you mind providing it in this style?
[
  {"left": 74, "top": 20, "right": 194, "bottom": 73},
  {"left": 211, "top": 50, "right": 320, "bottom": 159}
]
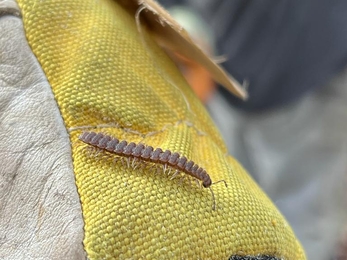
[{"left": 159, "top": 0, "right": 347, "bottom": 259}]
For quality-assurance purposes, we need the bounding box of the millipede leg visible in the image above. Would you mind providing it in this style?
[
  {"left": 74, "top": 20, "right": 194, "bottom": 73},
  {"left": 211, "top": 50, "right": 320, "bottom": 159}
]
[
  {"left": 95, "top": 148, "right": 103, "bottom": 157},
  {"left": 170, "top": 170, "right": 180, "bottom": 180},
  {"left": 139, "top": 161, "right": 147, "bottom": 173},
  {"left": 120, "top": 157, "right": 127, "bottom": 168},
  {"left": 126, "top": 157, "right": 131, "bottom": 168},
  {"left": 162, "top": 164, "right": 171, "bottom": 175},
  {"left": 166, "top": 166, "right": 172, "bottom": 176},
  {"left": 133, "top": 159, "right": 141, "bottom": 170},
  {"left": 131, "top": 158, "right": 138, "bottom": 168},
  {"left": 99, "top": 153, "right": 109, "bottom": 163}
]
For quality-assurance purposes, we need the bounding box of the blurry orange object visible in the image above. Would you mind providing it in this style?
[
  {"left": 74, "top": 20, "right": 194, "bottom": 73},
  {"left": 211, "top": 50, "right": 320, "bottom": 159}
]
[{"left": 172, "top": 52, "right": 216, "bottom": 104}]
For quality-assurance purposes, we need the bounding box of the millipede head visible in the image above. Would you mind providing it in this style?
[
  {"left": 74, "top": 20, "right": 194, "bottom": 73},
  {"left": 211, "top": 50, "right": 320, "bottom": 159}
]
[{"left": 202, "top": 178, "right": 212, "bottom": 188}]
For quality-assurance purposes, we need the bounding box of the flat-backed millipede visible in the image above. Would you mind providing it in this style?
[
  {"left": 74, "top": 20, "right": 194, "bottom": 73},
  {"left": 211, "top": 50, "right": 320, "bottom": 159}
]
[{"left": 78, "top": 131, "right": 227, "bottom": 210}]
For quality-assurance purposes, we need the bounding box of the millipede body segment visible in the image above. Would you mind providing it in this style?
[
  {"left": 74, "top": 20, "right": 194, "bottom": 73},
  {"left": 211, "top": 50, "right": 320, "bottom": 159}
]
[{"left": 78, "top": 131, "right": 227, "bottom": 210}]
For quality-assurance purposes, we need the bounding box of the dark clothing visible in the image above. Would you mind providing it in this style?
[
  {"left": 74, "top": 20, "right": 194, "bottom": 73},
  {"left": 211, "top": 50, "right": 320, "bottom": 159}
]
[{"left": 161, "top": 0, "right": 347, "bottom": 111}]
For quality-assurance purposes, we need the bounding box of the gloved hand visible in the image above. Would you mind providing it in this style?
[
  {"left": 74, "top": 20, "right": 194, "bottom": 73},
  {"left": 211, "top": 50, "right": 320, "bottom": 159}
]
[{"left": 0, "top": 0, "right": 305, "bottom": 259}]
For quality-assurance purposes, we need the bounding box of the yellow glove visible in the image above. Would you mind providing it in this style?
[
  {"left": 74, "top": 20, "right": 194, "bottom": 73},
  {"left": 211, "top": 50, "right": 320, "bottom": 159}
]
[{"left": 1, "top": 0, "right": 305, "bottom": 259}]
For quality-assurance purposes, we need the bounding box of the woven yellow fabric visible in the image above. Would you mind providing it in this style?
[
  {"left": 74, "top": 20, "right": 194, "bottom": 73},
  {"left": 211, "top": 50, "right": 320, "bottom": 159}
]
[{"left": 17, "top": 0, "right": 305, "bottom": 259}]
